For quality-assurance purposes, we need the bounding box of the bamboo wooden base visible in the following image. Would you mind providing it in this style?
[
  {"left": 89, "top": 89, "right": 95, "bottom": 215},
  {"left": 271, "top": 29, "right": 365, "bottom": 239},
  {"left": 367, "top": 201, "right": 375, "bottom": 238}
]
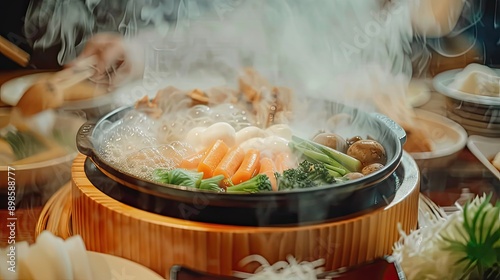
[
  {"left": 70, "top": 154, "right": 420, "bottom": 278},
  {"left": 35, "top": 182, "right": 72, "bottom": 239}
]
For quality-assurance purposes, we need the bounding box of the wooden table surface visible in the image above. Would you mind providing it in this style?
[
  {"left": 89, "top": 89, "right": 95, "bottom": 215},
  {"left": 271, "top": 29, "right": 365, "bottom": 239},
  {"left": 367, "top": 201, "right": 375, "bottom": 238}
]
[{"left": 0, "top": 69, "right": 498, "bottom": 279}]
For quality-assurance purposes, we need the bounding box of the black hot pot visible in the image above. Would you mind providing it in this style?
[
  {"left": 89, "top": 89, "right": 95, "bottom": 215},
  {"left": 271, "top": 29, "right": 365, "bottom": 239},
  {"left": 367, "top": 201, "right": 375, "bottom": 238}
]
[{"left": 76, "top": 100, "right": 407, "bottom": 226}]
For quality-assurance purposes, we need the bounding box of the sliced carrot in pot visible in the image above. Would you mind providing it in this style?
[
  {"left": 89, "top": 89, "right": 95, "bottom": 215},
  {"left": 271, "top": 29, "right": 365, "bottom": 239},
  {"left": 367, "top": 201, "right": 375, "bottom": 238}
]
[
  {"left": 231, "top": 149, "right": 261, "bottom": 184},
  {"left": 179, "top": 149, "right": 207, "bottom": 170},
  {"left": 274, "top": 152, "right": 296, "bottom": 174},
  {"left": 259, "top": 157, "right": 278, "bottom": 191},
  {"left": 197, "top": 140, "right": 229, "bottom": 179},
  {"left": 213, "top": 146, "right": 245, "bottom": 179}
]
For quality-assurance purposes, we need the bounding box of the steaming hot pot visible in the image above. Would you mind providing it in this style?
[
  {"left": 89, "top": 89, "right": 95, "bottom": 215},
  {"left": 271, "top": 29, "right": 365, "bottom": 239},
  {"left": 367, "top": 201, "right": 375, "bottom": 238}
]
[
  {"left": 76, "top": 99, "right": 407, "bottom": 226},
  {"left": 70, "top": 99, "right": 419, "bottom": 277}
]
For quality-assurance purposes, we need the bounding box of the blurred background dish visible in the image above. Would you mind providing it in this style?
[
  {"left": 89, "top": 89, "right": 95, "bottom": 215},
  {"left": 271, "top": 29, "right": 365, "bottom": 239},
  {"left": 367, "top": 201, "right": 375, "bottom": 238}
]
[
  {"left": 407, "top": 79, "right": 432, "bottom": 108},
  {"left": 445, "top": 98, "right": 499, "bottom": 116},
  {"left": 433, "top": 68, "right": 500, "bottom": 137},
  {"left": 0, "top": 107, "right": 85, "bottom": 245},
  {"left": 466, "top": 135, "right": 500, "bottom": 181},
  {"left": 0, "top": 107, "right": 85, "bottom": 203},
  {"left": 448, "top": 103, "right": 500, "bottom": 123},
  {"left": 446, "top": 111, "right": 500, "bottom": 129},
  {"left": 0, "top": 73, "right": 146, "bottom": 120},
  {"left": 408, "top": 109, "right": 468, "bottom": 169}
]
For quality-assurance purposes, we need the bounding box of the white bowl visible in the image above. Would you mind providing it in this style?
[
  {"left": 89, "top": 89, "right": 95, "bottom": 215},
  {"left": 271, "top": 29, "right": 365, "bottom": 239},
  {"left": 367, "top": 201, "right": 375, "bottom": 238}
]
[
  {"left": 467, "top": 135, "right": 500, "bottom": 181},
  {"left": 409, "top": 109, "right": 468, "bottom": 169}
]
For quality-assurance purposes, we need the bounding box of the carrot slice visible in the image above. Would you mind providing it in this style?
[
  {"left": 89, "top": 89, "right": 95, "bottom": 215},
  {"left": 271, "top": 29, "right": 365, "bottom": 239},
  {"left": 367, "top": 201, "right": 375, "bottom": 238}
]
[
  {"left": 198, "top": 140, "right": 229, "bottom": 179},
  {"left": 219, "top": 178, "right": 233, "bottom": 189},
  {"left": 179, "top": 149, "right": 207, "bottom": 170},
  {"left": 213, "top": 146, "right": 245, "bottom": 179},
  {"left": 274, "top": 152, "right": 295, "bottom": 174},
  {"left": 259, "top": 157, "right": 278, "bottom": 191},
  {"left": 231, "top": 149, "right": 261, "bottom": 184}
]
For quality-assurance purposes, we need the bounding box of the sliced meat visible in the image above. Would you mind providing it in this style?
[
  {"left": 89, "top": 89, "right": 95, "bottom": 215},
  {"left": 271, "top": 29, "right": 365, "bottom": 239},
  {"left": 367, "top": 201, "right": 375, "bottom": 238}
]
[
  {"left": 205, "top": 86, "right": 239, "bottom": 105},
  {"left": 239, "top": 68, "right": 271, "bottom": 102}
]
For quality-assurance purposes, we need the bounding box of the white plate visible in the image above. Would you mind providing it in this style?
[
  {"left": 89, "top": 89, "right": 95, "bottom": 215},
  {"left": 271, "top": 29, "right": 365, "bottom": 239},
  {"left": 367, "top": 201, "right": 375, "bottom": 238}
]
[
  {"left": 433, "top": 69, "right": 500, "bottom": 106},
  {"left": 467, "top": 135, "right": 500, "bottom": 181},
  {"left": 88, "top": 251, "right": 165, "bottom": 280},
  {"left": 409, "top": 109, "right": 468, "bottom": 160}
]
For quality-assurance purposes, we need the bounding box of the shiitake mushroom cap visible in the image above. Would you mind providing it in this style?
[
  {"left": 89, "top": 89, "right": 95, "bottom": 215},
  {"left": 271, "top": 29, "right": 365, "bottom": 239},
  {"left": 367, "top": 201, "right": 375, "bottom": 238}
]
[{"left": 346, "top": 139, "right": 387, "bottom": 167}]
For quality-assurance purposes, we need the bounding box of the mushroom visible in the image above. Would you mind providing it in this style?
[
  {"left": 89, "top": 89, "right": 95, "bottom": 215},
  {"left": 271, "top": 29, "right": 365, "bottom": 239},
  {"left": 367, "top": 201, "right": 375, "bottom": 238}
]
[
  {"left": 361, "top": 163, "right": 385, "bottom": 175},
  {"left": 347, "top": 136, "right": 363, "bottom": 146},
  {"left": 312, "top": 133, "right": 348, "bottom": 153},
  {"left": 347, "top": 139, "right": 387, "bottom": 167},
  {"left": 343, "top": 172, "right": 365, "bottom": 181}
]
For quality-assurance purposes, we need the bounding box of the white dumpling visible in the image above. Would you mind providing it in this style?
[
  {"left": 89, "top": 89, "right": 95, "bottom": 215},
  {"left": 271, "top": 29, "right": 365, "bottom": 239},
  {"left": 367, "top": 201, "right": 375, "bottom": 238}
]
[
  {"left": 240, "top": 137, "right": 266, "bottom": 152},
  {"left": 265, "top": 124, "right": 293, "bottom": 140},
  {"left": 263, "top": 136, "right": 290, "bottom": 156},
  {"left": 201, "top": 122, "right": 236, "bottom": 148},
  {"left": 184, "top": 127, "right": 207, "bottom": 151},
  {"left": 235, "top": 126, "right": 268, "bottom": 145}
]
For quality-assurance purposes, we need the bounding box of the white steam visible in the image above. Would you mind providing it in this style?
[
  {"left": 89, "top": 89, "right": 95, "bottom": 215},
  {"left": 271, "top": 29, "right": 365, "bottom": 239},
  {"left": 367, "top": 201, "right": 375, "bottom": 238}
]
[
  {"left": 24, "top": 0, "right": 242, "bottom": 65},
  {"left": 23, "top": 0, "right": 477, "bottom": 111},
  {"left": 139, "top": 0, "right": 416, "bottom": 104},
  {"left": 217, "top": 0, "right": 411, "bottom": 111}
]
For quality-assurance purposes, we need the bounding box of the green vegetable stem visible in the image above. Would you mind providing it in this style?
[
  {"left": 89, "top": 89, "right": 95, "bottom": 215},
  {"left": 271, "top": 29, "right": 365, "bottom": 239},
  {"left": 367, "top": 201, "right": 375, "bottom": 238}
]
[
  {"left": 442, "top": 193, "right": 500, "bottom": 279},
  {"left": 226, "top": 174, "right": 272, "bottom": 193},
  {"left": 199, "top": 175, "right": 225, "bottom": 192},
  {"left": 291, "top": 135, "right": 361, "bottom": 172}
]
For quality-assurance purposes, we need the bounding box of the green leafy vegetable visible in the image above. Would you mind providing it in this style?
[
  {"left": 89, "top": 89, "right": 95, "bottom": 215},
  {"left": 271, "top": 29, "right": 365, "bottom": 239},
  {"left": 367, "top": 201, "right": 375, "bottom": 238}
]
[
  {"left": 153, "top": 168, "right": 224, "bottom": 192},
  {"left": 153, "top": 168, "right": 202, "bottom": 188},
  {"left": 276, "top": 160, "right": 336, "bottom": 191},
  {"left": 199, "top": 175, "right": 225, "bottom": 192},
  {"left": 226, "top": 174, "right": 272, "bottom": 193}
]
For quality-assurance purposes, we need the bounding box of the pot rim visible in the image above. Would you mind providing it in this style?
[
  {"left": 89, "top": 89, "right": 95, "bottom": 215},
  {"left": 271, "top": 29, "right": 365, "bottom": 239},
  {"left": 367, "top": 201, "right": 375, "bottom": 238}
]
[{"left": 77, "top": 102, "right": 405, "bottom": 196}]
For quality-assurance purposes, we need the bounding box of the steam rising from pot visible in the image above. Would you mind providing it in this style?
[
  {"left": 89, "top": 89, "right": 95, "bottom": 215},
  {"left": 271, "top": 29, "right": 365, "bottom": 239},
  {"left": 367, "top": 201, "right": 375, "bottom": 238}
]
[
  {"left": 25, "top": 1, "right": 414, "bottom": 96},
  {"left": 22, "top": 0, "right": 474, "bottom": 142}
]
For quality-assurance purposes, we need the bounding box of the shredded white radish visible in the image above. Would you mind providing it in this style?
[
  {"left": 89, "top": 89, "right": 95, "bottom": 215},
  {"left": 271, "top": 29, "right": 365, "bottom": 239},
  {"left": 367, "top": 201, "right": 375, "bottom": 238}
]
[
  {"left": 392, "top": 194, "right": 499, "bottom": 280},
  {"left": 233, "top": 255, "right": 325, "bottom": 280}
]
